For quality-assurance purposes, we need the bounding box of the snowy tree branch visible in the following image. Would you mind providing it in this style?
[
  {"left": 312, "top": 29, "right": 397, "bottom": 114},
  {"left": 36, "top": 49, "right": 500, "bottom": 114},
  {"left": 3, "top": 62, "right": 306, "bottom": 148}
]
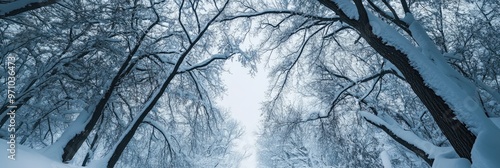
[
  {"left": 0, "top": 0, "right": 59, "bottom": 18},
  {"left": 219, "top": 10, "right": 340, "bottom": 22},
  {"left": 361, "top": 111, "right": 435, "bottom": 166}
]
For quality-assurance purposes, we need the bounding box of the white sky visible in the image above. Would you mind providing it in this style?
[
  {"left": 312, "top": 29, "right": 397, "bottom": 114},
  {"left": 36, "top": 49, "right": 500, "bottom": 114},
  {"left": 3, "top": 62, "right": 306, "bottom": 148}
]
[{"left": 219, "top": 60, "right": 268, "bottom": 168}]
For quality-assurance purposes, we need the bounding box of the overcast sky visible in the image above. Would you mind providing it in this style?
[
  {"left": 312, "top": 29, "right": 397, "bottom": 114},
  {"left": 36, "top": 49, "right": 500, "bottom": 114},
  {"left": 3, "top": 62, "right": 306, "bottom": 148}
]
[{"left": 219, "top": 60, "right": 268, "bottom": 168}]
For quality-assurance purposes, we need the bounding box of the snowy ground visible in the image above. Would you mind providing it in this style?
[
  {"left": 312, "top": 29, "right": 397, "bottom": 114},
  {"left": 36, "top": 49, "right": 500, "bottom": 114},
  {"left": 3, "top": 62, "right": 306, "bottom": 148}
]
[{"left": 1, "top": 138, "right": 83, "bottom": 168}]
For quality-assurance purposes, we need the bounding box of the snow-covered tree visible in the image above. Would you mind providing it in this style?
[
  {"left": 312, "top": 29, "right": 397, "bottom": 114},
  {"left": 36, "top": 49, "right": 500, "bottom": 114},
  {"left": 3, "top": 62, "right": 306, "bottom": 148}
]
[
  {"left": 0, "top": 0, "right": 251, "bottom": 167},
  {"left": 2, "top": 0, "right": 499, "bottom": 167},
  {"left": 224, "top": 0, "right": 500, "bottom": 167}
]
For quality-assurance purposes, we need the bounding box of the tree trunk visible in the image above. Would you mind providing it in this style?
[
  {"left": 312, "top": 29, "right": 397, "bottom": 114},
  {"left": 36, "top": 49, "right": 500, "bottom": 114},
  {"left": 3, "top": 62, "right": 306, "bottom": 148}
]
[
  {"left": 317, "top": 0, "right": 476, "bottom": 161},
  {"left": 106, "top": 2, "right": 227, "bottom": 166},
  {"left": 60, "top": 16, "right": 158, "bottom": 162},
  {"left": 362, "top": 29, "right": 475, "bottom": 161}
]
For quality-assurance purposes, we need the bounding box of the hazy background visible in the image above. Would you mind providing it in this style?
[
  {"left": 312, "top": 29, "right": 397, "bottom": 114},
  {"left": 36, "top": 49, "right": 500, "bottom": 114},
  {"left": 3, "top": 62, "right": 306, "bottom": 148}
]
[{"left": 219, "top": 60, "right": 268, "bottom": 168}]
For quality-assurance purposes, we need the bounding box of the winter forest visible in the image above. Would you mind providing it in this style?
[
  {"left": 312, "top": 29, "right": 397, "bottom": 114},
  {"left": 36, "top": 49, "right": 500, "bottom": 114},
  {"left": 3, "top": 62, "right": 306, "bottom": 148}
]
[{"left": 0, "top": 0, "right": 499, "bottom": 168}]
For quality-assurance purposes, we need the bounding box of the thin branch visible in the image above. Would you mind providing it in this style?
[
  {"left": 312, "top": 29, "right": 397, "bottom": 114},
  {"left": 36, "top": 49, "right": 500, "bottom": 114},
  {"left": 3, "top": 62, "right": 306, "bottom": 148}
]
[
  {"left": 178, "top": 0, "right": 192, "bottom": 44},
  {"left": 177, "top": 53, "right": 233, "bottom": 74},
  {"left": 219, "top": 10, "right": 340, "bottom": 22}
]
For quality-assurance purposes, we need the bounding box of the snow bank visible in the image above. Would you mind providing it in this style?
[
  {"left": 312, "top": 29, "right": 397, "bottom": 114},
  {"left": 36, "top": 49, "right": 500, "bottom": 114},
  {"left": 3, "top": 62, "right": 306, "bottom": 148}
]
[
  {"left": 43, "top": 109, "right": 92, "bottom": 161},
  {"left": 0, "top": 139, "right": 83, "bottom": 168}
]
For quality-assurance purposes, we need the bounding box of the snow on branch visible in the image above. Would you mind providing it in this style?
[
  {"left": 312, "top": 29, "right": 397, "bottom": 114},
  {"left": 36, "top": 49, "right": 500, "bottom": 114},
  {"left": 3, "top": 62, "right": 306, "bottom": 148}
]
[
  {"left": 177, "top": 53, "right": 233, "bottom": 74},
  {"left": 219, "top": 10, "right": 340, "bottom": 22},
  {"left": 360, "top": 111, "right": 450, "bottom": 165},
  {"left": 0, "top": 0, "right": 59, "bottom": 18}
]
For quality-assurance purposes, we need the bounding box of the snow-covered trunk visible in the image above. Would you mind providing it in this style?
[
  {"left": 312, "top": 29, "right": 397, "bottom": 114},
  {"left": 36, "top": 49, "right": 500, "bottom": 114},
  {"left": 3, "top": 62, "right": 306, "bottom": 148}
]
[
  {"left": 317, "top": 0, "right": 478, "bottom": 161},
  {"left": 44, "top": 55, "right": 132, "bottom": 162},
  {"left": 361, "top": 32, "right": 476, "bottom": 160},
  {"left": 45, "top": 19, "right": 158, "bottom": 162}
]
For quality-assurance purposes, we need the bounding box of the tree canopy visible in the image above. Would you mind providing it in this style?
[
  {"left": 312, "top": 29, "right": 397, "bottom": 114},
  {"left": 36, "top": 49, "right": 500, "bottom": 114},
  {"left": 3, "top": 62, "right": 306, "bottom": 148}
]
[{"left": 1, "top": 0, "right": 499, "bottom": 167}]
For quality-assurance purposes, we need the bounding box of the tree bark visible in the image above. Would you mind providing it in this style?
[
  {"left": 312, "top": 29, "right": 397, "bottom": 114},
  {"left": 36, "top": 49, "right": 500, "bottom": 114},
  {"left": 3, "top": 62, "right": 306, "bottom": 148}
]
[{"left": 317, "top": 0, "right": 476, "bottom": 161}]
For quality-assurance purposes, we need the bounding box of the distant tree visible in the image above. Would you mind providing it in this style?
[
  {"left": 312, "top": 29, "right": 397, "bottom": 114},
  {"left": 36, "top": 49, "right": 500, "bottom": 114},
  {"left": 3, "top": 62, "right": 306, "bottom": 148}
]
[{"left": 257, "top": 105, "right": 383, "bottom": 167}]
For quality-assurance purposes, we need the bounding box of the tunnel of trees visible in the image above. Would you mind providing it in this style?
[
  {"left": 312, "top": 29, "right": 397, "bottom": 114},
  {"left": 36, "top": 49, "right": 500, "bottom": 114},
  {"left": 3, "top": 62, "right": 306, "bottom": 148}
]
[{"left": 1, "top": 0, "right": 499, "bottom": 167}]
